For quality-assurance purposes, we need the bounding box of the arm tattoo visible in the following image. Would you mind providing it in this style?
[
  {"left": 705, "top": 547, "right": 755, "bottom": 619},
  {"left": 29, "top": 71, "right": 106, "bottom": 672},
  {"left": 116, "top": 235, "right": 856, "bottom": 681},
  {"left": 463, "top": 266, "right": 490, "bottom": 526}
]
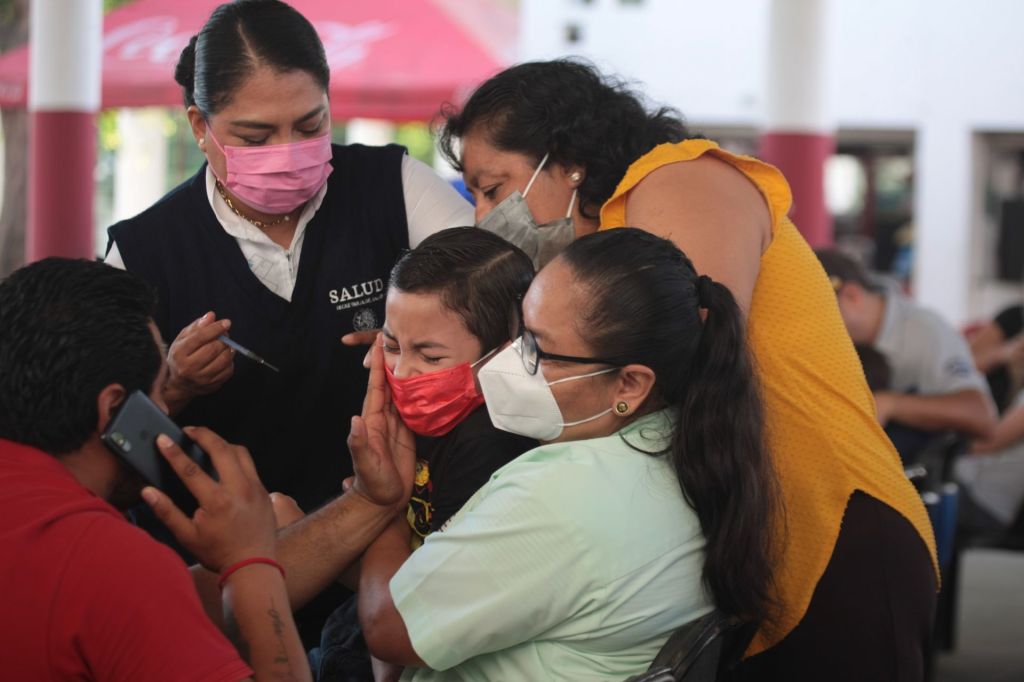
[{"left": 268, "top": 597, "right": 297, "bottom": 679}]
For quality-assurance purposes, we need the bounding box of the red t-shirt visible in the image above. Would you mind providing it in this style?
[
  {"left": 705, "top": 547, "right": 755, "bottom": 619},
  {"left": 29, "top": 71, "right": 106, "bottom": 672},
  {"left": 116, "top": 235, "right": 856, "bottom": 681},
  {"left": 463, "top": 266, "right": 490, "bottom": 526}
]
[{"left": 0, "top": 438, "right": 253, "bottom": 681}]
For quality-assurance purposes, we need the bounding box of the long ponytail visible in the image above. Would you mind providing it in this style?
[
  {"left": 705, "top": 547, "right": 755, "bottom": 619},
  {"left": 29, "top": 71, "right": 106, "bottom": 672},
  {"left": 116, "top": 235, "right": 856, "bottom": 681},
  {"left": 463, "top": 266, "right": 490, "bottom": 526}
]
[
  {"left": 674, "top": 275, "right": 779, "bottom": 623},
  {"left": 560, "top": 228, "right": 779, "bottom": 625}
]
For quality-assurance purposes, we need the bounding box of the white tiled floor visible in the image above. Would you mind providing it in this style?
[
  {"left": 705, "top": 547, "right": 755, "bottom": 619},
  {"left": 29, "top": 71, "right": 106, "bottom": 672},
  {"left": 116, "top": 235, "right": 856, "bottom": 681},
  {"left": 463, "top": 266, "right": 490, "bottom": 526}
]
[{"left": 936, "top": 549, "right": 1024, "bottom": 682}]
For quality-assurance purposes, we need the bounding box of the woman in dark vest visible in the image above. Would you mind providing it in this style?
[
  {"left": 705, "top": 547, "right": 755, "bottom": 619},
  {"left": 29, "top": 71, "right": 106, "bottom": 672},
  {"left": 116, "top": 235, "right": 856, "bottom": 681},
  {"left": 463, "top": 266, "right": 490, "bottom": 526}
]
[{"left": 106, "top": 0, "right": 472, "bottom": 514}]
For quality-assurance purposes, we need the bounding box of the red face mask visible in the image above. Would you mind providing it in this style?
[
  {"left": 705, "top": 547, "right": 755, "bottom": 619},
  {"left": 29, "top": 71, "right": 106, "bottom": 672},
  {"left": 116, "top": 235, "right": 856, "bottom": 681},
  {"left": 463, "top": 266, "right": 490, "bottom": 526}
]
[{"left": 385, "top": 350, "right": 494, "bottom": 437}]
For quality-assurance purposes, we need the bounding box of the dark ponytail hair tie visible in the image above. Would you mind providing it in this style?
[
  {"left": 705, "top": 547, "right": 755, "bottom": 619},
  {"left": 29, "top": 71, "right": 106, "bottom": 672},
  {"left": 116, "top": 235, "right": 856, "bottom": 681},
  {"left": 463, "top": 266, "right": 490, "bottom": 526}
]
[{"left": 696, "top": 275, "right": 714, "bottom": 309}]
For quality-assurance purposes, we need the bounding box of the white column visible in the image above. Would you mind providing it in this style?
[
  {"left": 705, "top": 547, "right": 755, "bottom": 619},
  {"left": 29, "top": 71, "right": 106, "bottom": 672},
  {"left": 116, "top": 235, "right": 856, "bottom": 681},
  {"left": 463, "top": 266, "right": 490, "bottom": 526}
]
[
  {"left": 344, "top": 118, "right": 395, "bottom": 146},
  {"left": 26, "top": 0, "right": 103, "bottom": 261},
  {"left": 914, "top": 121, "right": 972, "bottom": 324},
  {"left": 759, "top": 0, "right": 835, "bottom": 246},
  {"left": 113, "top": 108, "right": 169, "bottom": 222},
  {"left": 28, "top": 0, "right": 102, "bottom": 112},
  {"left": 763, "top": 0, "right": 832, "bottom": 134}
]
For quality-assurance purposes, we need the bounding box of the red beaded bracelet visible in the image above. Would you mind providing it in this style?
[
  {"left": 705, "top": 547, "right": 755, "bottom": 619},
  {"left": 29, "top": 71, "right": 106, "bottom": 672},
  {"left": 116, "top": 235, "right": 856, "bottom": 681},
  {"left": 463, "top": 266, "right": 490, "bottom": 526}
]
[{"left": 217, "top": 557, "right": 286, "bottom": 590}]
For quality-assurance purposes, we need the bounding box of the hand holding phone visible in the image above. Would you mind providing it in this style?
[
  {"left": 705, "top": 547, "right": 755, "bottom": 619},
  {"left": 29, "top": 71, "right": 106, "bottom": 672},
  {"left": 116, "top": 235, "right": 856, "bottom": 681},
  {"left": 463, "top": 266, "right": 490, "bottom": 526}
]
[
  {"left": 142, "top": 426, "right": 278, "bottom": 573},
  {"left": 101, "top": 390, "right": 214, "bottom": 515}
]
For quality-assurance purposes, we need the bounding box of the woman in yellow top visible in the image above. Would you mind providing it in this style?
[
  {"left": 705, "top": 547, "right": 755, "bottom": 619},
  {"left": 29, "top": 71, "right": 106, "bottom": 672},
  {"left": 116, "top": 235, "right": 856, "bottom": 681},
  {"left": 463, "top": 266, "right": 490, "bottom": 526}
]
[{"left": 440, "top": 59, "right": 938, "bottom": 680}]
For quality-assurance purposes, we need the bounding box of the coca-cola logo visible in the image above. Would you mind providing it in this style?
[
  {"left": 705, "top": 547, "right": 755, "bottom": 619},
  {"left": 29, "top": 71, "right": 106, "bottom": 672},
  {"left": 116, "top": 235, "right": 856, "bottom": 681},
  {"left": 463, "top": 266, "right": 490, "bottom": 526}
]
[
  {"left": 102, "top": 16, "right": 394, "bottom": 70},
  {"left": 103, "top": 17, "right": 192, "bottom": 64},
  {"left": 319, "top": 21, "right": 394, "bottom": 71}
]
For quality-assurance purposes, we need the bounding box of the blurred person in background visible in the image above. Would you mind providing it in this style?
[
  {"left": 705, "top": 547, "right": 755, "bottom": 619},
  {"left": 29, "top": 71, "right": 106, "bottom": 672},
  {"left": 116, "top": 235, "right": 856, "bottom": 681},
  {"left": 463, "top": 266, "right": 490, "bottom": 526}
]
[
  {"left": 439, "top": 58, "right": 937, "bottom": 680},
  {"left": 955, "top": 390, "right": 1024, "bottom": 536},
  {"left": 816, "top": 248, "right": 996, "bottom": 447},
  {"left": 968, "top": 303, "right": 1024, "bottom": 413},
  {"left": 856, "top": 343, "right": 893, "bottom": 394}
]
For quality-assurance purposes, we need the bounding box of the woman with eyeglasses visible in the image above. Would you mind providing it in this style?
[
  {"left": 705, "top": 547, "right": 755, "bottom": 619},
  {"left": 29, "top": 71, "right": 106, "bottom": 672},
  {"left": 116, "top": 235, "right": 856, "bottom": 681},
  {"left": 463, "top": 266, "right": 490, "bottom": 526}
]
[{"left": 354, "top": 228, "right": 779, "bottom": 682}]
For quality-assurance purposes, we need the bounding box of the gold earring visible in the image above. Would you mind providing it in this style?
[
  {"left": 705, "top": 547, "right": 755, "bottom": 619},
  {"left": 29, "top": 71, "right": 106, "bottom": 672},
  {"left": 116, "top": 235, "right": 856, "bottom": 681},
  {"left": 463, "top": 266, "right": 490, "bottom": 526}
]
[
  {"left": 570, "top": 171, "right": 582, "bottom": 183},
  {"left": 615, "top": 401, "right": 629, "bottom": 415}
]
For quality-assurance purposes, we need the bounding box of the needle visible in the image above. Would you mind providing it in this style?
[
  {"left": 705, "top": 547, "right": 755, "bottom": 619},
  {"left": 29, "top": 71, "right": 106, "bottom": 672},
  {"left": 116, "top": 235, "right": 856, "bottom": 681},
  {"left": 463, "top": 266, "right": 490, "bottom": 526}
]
[{"left": 218, "top": 335, "right": 280, "bottom": 373}]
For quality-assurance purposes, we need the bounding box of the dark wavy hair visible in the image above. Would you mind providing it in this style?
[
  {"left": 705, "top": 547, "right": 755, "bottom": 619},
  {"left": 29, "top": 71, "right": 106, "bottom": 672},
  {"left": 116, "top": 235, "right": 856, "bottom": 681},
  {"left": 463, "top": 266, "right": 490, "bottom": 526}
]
[
  {"left": 438, "top": 59, "right": 695, "bottom": 220},
  {"left": 559, "top": 228, "right": 779, "bottom": 625},
  {"left": 389, "top": 227, "right": 535, "bottom": 352},
  {"left": 174, "top": 0, "right": 329, "bottom": 114},
  {"left": 0, "top": 259, "right": 161, "bottom": 455}
]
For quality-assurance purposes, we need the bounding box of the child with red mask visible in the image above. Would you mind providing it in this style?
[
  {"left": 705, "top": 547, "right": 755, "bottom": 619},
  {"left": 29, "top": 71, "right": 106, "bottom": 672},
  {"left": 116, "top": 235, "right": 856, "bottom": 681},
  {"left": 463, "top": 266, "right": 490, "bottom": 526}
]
[
  {"left": 381, "top": 227, "right": 538, "bottom": 541},
  {"left": 311, "top": 227, "right": 537, "bottom": 681}
]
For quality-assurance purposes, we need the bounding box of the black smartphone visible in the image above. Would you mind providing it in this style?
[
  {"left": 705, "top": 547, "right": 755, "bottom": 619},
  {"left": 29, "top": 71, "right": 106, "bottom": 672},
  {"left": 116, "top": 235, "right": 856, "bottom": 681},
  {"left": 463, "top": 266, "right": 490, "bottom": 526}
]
[{"left": 100, "top": 390, "right": 214, "bottom": 516}]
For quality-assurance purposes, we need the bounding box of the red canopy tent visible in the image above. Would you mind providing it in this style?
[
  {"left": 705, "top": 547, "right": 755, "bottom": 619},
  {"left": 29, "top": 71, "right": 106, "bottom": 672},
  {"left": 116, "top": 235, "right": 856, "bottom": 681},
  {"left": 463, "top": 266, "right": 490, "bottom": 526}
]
[{"left": 0, "top": 0, "right": 512, "bottom": 120}]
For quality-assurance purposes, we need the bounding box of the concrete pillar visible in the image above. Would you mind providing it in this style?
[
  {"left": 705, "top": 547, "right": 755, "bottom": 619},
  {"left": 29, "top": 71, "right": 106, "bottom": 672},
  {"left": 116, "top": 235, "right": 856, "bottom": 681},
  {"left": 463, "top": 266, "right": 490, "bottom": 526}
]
[
  {"left": 758, "top": 0, "right": 835, "bottom": 247},
  {"left": 26, "top": 0, "right": 103, "bottom": 261},
  {"left": 113, "top": 108, "right": 169, "bottom": 223},
  {"left": 914, "top": 123, "right": 972, "bottom": 324},
  {"left": 344, "top": 118, "right": 395, "bottom": 147}
]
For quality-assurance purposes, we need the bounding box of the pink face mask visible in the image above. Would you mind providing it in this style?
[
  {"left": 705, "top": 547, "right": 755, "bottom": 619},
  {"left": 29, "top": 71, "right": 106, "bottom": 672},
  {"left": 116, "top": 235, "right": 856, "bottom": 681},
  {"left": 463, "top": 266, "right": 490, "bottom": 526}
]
[{"left": 207, "top": 128, "right": 333, "bottom": 215}]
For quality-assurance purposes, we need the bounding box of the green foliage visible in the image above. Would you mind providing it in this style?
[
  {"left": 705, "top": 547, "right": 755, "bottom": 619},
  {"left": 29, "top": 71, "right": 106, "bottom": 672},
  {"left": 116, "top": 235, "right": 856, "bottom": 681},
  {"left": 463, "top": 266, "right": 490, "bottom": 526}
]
[
  {"left": 98, "top": 110, "right": 120, "bottom": 151},
  {"left": 394, "top": 122, "right": 434, "bottom": 166},
  {"left": 0, "top": 1, "right": 18, "bottom": 28},
  {"left": 104, "top": 0, "right": 135, "bottom": 12}
]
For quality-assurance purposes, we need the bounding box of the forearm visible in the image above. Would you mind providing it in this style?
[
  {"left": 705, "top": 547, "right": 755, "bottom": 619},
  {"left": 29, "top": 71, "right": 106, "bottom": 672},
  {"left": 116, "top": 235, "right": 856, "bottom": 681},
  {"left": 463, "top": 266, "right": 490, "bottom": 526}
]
[
  {"left": 190, "top": 564, "right": 224, "bottom": 629},
  {"left": 973, "top": 405, "right": 1024, "bottom": 453},
  {"left": 359, "top": 518, "right": 423, "bottom": 667},
  {"left": 275, "top": 491, "right": 398, "bottom": 609},
  {"left": 883, "top": 390, "right": 997, "bottom": 438},
  {"left": 337, "top": 559, "right": 361, "bottom": 592},
  {"left": 222, "top": 564, "right": 311, "bottom": 682}
]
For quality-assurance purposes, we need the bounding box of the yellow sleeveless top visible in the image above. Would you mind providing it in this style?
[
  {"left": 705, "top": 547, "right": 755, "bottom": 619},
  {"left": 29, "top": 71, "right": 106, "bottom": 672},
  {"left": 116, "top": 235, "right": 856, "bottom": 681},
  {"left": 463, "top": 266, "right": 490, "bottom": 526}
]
[{"left": 600, "top": 140, "right": 938, "bottom": 655}]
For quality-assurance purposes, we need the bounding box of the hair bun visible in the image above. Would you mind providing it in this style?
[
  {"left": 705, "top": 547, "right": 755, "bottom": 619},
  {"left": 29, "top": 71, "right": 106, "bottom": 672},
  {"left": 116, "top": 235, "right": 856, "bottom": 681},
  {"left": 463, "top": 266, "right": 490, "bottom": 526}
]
[{"left": 174, "top": 34, "right": 199, "bottom": 106}]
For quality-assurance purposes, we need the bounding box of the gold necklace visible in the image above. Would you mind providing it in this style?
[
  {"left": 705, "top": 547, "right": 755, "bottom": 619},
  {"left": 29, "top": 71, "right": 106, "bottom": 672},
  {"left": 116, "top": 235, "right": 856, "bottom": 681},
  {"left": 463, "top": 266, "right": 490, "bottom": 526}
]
[{"left": 215, "top": 181, "right": 292, "bottom": 230}]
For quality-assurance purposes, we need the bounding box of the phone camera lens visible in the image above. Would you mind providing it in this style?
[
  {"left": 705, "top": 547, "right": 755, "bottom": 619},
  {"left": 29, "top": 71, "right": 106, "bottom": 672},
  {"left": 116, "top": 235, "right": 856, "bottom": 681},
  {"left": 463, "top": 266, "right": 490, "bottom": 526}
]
[{"left": 110, "top": 432, "right": 130, "bottom": 451}]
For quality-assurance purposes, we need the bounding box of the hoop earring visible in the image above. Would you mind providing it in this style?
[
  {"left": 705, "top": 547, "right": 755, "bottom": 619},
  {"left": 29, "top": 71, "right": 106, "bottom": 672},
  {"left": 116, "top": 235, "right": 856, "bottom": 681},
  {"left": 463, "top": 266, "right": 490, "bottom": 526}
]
[{"left": 615, "top": 401, "right": 629, "bottom": 415}]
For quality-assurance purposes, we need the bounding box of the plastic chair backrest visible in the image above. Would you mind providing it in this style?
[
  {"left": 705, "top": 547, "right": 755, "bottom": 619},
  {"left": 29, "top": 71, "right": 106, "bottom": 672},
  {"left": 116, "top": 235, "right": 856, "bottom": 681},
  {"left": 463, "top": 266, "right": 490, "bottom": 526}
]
[
  {"left": 1007, "top": 500, "right": 1024, "bottom": 537},
  {"left": 923, "top": 483, "right": 960, "bottom": 570},
  {"left": 623, "top": 610, "right": 749, "bottom": 682}
]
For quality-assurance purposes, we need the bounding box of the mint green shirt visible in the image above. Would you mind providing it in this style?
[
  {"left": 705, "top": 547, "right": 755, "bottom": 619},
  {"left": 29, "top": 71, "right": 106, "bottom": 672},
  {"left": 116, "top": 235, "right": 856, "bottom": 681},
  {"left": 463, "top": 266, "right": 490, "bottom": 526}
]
[{"left": 391, "top": 409, "right": 712, "bottom": 681}]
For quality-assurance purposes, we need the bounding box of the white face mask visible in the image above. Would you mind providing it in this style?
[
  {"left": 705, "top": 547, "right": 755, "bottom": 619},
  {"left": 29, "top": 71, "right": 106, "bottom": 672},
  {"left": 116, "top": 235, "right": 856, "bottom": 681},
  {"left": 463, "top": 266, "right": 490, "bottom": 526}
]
[
  {"left": 477, "top": 152, "right": 578, "bottom": 270},
  {"left": 477, "top": 339, "right": 616, "bottom": 441}
]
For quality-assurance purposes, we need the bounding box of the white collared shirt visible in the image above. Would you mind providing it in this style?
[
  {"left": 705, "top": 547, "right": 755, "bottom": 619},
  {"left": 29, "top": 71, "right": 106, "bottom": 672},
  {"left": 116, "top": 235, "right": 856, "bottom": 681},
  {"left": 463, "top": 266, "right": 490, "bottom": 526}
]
[
  {"left": 874, "top": 290, "right": 991, "bottom": 397},
  {"left": 106, "top": 155, "right": 473, "bottom": 302}
]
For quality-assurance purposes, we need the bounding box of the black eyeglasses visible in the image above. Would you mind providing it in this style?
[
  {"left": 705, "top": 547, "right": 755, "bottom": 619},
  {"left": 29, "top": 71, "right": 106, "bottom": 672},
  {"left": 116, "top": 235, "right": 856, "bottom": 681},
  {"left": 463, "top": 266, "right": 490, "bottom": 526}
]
[
  {"left": 508, "top": 298, "right": 620, "bottom": 375},
  {"left": 517, "top": 329, "right": 620, "bottom": 376}
]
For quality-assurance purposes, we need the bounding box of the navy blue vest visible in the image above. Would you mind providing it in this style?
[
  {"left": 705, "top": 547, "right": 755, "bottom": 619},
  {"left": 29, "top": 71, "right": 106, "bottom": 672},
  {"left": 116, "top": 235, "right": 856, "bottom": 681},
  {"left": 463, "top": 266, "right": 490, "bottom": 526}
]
[{"left": 108, "top": 144, "right": 409, "bottom": 510}]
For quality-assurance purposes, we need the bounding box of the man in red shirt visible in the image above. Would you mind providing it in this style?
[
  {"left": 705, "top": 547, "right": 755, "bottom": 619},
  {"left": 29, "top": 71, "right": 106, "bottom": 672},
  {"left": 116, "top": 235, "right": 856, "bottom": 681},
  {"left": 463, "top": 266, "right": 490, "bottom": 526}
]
[
  {"left": 0, "top": 259, "right": 414, "bottom": 681},
  {"left": 0, "top": 257, "right": 273, "bottom": 681},
  {"left": 0, "top": 257, "right": 413, "bottom": 681}
]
